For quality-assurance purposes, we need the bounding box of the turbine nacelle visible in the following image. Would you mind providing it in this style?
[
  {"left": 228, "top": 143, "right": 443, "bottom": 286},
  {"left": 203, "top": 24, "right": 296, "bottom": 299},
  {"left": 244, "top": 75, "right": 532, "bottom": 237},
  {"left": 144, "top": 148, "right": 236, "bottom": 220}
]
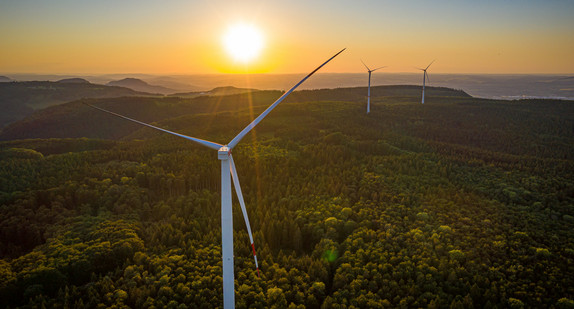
[
  {"left": 218, "top": 146, "right": 231, "bottom": 159},
  {"left": 361, "top": 59, "right": 386, "bottom": 73},
  {"left": 416, "top": 60, "right": 434, "bottom": 72}
]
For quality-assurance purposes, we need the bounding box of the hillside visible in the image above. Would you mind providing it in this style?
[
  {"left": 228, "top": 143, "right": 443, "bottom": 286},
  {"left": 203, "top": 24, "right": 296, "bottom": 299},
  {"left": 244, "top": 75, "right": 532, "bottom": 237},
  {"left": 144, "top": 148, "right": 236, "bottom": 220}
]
[
  {"left": 107, "top": 78, "right": 175, "bottom": 95},
  {"left": 0, "top": 90, "right": 283, "bottom": 141},
  {"left": 0, "top": 86, "right": 573, "bottom": 308},
  {"left": 56, "top": 78, "right": 90, "bottom": 84},
  {"left": 0, "top": 76, "right": 12, "bottom": 82},
  {"left": 146, "top": 76, "right": 201, "bottom": 92},
  {"left": 170, "top": 86, "right": 260, "bottom": 98},
  {"left": 0, "top": 86, "right": 467, "bottom": 141},
  {"left": 0, "top": 81, "right": 154, "bottom": 128}
]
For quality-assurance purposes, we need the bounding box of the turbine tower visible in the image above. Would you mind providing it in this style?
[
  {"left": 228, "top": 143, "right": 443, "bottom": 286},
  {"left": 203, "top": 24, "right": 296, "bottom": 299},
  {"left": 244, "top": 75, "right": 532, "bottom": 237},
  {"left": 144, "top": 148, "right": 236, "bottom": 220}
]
[
  {"left": 418, "top": 60, "right": 434, "bottom": 104},
  {"left": 361, "top": 60, "right": 386, "bottom": 113},
  {"left": 85, "top": 49, "right": 345, "bottom": 309}
]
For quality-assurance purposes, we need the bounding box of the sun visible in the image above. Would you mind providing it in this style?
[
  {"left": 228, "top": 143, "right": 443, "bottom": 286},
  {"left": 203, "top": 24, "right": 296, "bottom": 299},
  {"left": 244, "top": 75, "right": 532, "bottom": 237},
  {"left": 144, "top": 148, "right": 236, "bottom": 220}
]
[{"left": 223, "top": 23, "right": 264, "bottom": 64}]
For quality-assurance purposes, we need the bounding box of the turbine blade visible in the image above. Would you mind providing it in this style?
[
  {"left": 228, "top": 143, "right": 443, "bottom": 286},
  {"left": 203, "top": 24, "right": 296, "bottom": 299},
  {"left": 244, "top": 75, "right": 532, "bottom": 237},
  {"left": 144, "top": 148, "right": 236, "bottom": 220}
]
[
  {"left": 229, "top": 154, "right": 259, "bottom": 277},
  {"left": 227, "top": 48, "right": 346, "bottom": 149},
  {"left": 360, "top": 59, "right": 371, "bottom": 71},
  {"left": 425, "top": 60, "right": 435, "bottom": 70},
  {"left": 425, "top": 71, "right": 430, "bottom": 83},
  {"left": 84, "top": 103, "right": 222, "bottom": 151},
  {"left": 372, "top": 66, "right": 387, "bottom": 72}
]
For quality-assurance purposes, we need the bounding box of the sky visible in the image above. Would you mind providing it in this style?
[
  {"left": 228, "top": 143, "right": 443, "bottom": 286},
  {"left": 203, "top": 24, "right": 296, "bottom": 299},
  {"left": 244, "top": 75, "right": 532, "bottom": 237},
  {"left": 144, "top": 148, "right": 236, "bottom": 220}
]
[{"left": 1, "top": 0, "right": 573, "bottom": 75}]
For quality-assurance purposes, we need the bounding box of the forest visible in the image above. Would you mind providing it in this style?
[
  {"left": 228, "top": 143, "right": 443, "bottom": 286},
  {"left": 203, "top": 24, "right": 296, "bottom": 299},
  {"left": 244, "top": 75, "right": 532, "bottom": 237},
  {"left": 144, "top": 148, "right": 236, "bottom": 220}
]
[{"left": 0, "top": 86, "right": 573, "bottom": 308}]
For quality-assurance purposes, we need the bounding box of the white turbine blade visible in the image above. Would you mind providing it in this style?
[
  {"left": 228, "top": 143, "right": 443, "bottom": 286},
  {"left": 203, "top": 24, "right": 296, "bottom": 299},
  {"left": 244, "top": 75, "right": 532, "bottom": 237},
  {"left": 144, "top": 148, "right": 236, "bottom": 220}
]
[
  {"left": 84, "top": 103, "right": 222, "bottom": 151},
  {"left": 372, "top": 66, "right": 387, "bottom": 72},
  {"left": 425, "top": 60, "right": 435, "bottom": 70},
  {"left": 229, "top": 154, "right": 260, "bottom": 277},
  {"left": 425, "top": 71, "right": 430, "bottom": 83},
  {"left": 360, "top": 59, "right": 371, "bottom": 71},
  {"left": 227, "top": 48, "right": 346, "bottom": 149}
]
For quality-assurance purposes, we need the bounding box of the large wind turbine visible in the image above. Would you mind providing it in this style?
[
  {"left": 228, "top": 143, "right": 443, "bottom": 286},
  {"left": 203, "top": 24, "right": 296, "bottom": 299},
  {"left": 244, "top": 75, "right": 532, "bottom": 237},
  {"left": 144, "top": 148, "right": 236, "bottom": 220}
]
[
  {"left": 86, "top": 49, "right": 345, "bottom": 309},
  {"left": 418, "top": 60, "right": 434, "bottom": 104},
  {"left": 361, "top": 60, "right": 385, "bottom": 114}
]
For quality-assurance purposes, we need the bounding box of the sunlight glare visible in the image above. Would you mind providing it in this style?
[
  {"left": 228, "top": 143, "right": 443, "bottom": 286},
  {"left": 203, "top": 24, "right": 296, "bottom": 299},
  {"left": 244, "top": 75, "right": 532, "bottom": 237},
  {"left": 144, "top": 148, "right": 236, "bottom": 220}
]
[{"left": 223, "top": 23, "right": 264, "bottom": 63}]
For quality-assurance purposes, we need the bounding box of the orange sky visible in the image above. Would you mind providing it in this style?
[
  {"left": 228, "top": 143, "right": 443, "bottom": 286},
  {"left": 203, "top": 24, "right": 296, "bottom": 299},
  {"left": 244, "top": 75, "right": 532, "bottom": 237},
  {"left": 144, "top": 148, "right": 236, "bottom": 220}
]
[{"left": 1, "top": 0, "right": 573, "bottom": 75}]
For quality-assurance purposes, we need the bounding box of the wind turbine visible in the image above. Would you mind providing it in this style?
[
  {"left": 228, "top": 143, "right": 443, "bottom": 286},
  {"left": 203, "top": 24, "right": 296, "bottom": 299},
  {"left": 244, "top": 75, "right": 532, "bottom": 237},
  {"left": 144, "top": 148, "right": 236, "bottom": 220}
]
[
  {"left": 85, "top": 48, "right": 345, "bottom": 309},
  {"left": 361, "top": 60, "right": 386, "bottom": 114},
  {"left": 417, "top": 60, "right": 434, "bottom": 104}
]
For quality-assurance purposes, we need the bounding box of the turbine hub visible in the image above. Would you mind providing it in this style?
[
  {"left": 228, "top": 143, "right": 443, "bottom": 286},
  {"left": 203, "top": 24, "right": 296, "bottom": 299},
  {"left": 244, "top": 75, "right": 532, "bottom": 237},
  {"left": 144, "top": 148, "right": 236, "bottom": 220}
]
[{"left": 218, "top": 146, "right": 231, "bottom": 160}]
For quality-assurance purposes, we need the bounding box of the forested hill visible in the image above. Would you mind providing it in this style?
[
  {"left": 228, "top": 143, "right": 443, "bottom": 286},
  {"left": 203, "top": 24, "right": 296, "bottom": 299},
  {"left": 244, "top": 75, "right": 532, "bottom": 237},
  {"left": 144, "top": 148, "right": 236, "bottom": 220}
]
[
  {"left": 169, "top": 86, "right": 260, "bottom": 98},
  {"left": 0, "top": 81, "right": 154, "bottom": 128},
  {"left": 0, "top": 90, "right": 283, "bottom": 141},
  {"left": 0, "top": 86, "right": 467, "bottom": 141},
  {"left": 289, "top": 85, "right": 471, "bottom": 103},
  {"left": 107, "top": 78, "right": 176, "bottom": 95},
  {"left": 0, "top": 86, "right": 573, "bottom": 308}
]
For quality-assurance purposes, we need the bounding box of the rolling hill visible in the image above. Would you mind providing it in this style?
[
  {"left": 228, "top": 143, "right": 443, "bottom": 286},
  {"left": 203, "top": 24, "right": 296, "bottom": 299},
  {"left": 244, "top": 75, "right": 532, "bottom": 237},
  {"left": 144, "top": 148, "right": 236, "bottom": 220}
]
[
  {"left": 106, "top": 78, "right": 176, "bottom": 95},
  {"left": 0, "top": 90, "right": 283, "bottom": 141},
  {"left": 0, "top": 81, "right": 154, "bottom": 128},
  {"left": 56, "top": 78, "right": 90, "bottom": 84},
  {"left": 0, "top": 86, "right": 469, "bottom": 141},
  {"left": 169, "top": 86, "right": 260, "bottom": 98}
]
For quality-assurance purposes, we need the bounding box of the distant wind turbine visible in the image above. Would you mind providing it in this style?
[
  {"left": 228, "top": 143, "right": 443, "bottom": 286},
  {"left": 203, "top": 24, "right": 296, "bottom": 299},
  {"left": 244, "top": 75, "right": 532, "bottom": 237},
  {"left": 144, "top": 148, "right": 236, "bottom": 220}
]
[
  {"left": 361, "top": 60, "right": 386, "bottom": 113},
  {"left": 417, "top": 60, "right": 435, "bottom": 104},
  {"left": 85, "top": 48, "right": 345, "bottom": 309}
]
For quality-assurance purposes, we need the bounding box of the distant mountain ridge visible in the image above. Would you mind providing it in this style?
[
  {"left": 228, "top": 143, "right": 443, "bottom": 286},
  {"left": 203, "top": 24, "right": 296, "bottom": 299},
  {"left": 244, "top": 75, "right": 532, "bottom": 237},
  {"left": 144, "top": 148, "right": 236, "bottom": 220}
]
[
  {"left": 0, "top": 76, "right": 12, "bottom": 82},
  {"left": 107, "top": 78, "right": 175, "bottom": 95}
]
